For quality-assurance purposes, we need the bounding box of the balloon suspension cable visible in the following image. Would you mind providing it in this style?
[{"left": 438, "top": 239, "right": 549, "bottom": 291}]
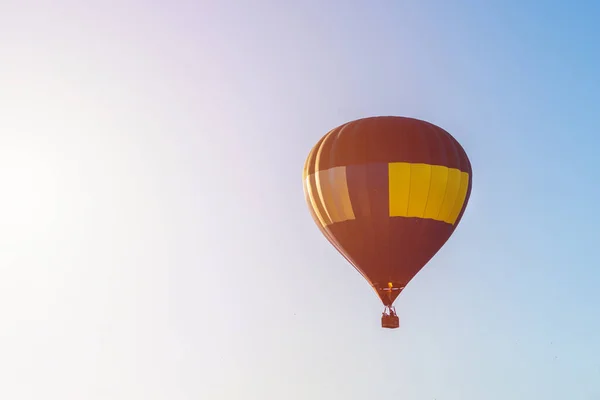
[
  {"left": 383, "top": 305, "right": 397, "bottom": 316},
  {"left": 382, "top": 282, "right": 400, "bottom": 315}
]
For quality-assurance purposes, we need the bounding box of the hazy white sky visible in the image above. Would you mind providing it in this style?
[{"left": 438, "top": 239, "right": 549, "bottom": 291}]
[{"left": 2, "top": 1, "right": 600, "bottom": 399}]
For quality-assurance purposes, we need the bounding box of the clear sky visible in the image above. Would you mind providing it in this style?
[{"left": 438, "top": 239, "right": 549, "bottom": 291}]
[{"left": 1, "top": 0, "right": 600, "bottom": 399}]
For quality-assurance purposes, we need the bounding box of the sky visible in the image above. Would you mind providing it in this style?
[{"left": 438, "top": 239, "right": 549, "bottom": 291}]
[{"left": 1, "top": 0, "right": 600, "bottom": 399}]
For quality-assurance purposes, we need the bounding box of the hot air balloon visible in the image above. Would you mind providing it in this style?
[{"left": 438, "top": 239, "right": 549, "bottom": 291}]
[{"left": 302, "top": 116, "right": 472, "bottom": 329}]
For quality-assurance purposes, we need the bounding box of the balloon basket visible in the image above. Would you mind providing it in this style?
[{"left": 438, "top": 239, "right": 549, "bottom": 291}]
[
  {"left": 381, "top": 314, "right": 399, "bottom": 329},
  {"left": 381, "top": 306, "right": 399, "bottom": 329}
]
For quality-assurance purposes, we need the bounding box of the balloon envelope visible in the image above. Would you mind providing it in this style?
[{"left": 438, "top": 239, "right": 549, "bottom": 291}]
[{"left": 303, "top": 116, "right": 472, "bottom": 306}]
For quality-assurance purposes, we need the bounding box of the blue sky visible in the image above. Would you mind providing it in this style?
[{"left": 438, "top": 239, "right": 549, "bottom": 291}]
[{"left": 1, "top": 0, "right": 599, "bottom": 398}]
